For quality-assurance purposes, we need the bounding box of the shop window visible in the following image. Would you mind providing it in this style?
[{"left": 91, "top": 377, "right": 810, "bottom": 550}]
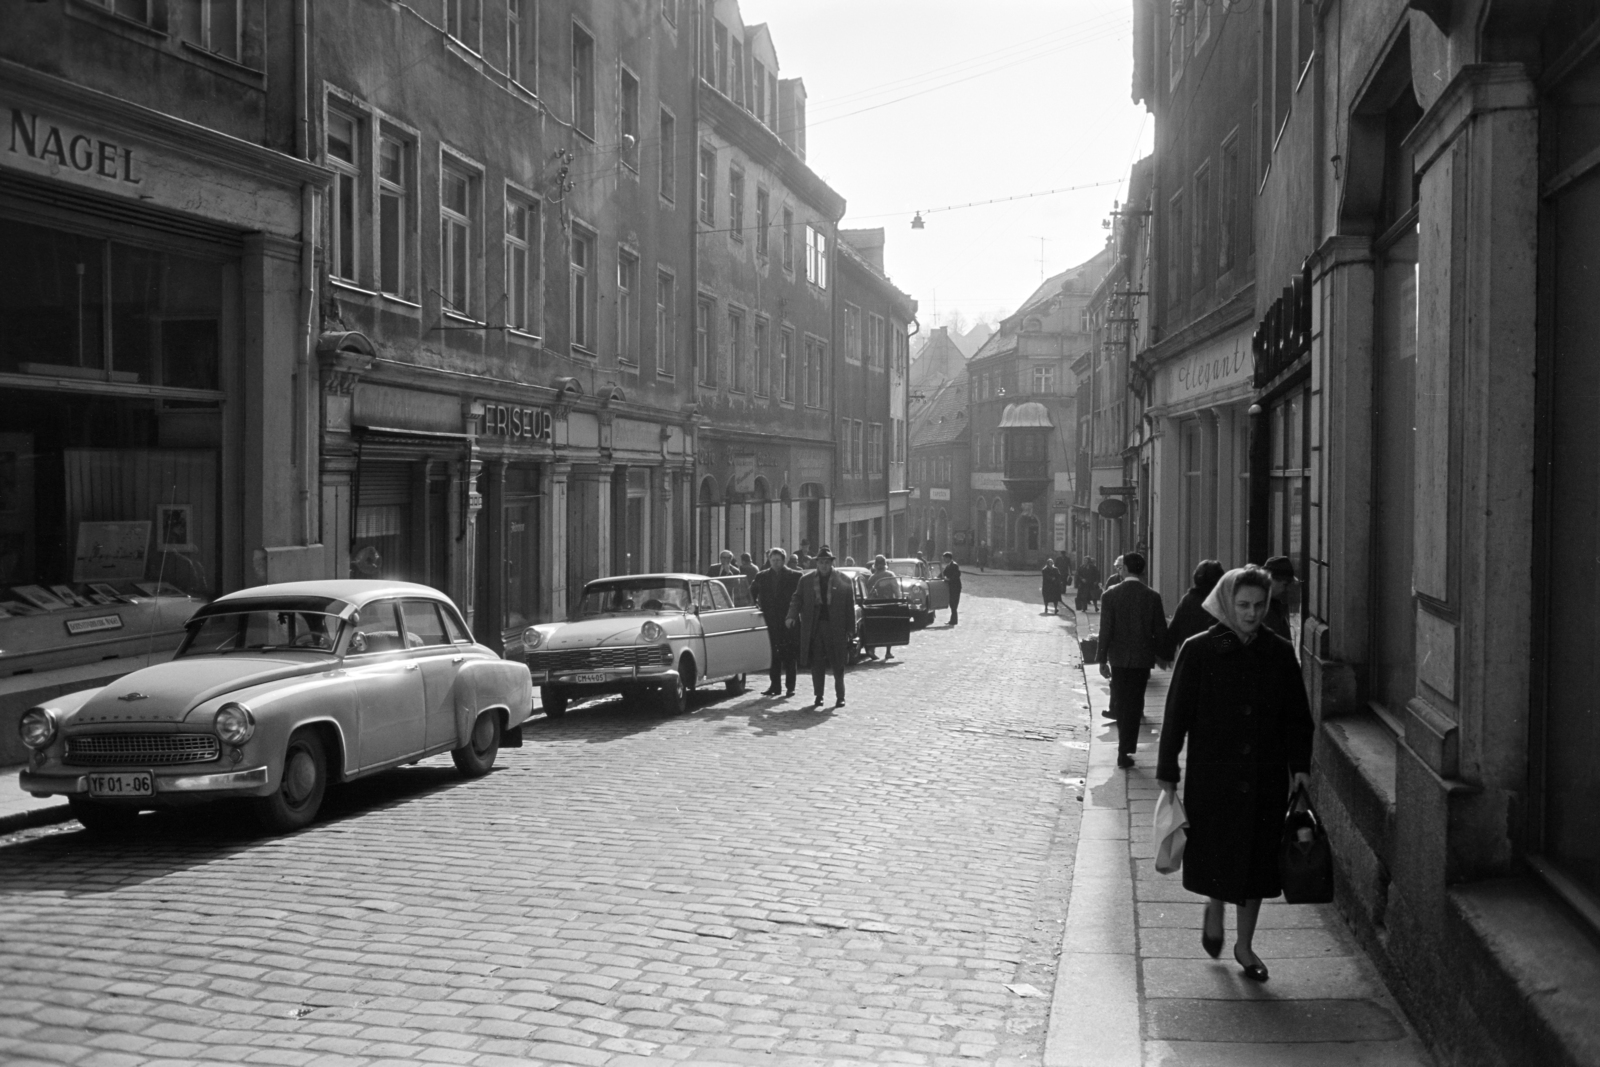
[
  {"left": 177, "top": 0, "right": 241, "bottom": 62},
  {"left": 617, "top": 248, "right": 639, "bottom": 364},
  {"left": 571, "top": 22, "right": 595, "bottom": 139},
  {"left": 440, "top": 161, "right": 476, "bottom": 316},
  {"left": 656, "top": 270, "right": 676, "bottom": 377},
  {"left": 378, "top": 133, "right": 411, "bottom": 299},
  {"left": 327, "top": 108, "right": 364, "bottom": 284},
  {"left": 569, "top": 226, "right": 595, "bottom": 352},
  {"left": 353, "top": 503, "right": 408, "bottom": 579},
  {"left": 620, "top": 68, "right": 640, "bottom": 172},
  {"left": 505, "top": 194, "right": 538, "bottom": 335}
]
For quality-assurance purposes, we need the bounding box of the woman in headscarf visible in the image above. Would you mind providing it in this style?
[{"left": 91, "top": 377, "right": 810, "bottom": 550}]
[
  {"left": 1164, "top": 559, "right": 1225, "bottom": 659},
  {"left": 1155, "top": 565, "right": 1314, "bottom": 983}
]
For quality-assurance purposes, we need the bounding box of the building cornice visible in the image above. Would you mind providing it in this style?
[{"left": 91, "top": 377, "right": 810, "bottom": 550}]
[
  {"left": 700, "top": 86, "right": 846, "bottom": 220},
  {"left": 1144, "top": 282, "right": 1256, "bottom": 366}
]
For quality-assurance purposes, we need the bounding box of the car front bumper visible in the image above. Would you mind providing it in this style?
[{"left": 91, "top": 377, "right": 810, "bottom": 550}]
[
  {"left": 19, "top": 766, "right": 271, "bottom": 798},
  {"left": 527, "top": 664, "right": 676, "bottom": 687}
]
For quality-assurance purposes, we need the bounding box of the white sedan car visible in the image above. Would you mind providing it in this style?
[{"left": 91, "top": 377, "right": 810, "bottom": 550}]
[
  {"left": 510, "top": 573, "right": 770, "bottom": 716},
  {"left": 17, "top": 581, "right": 533, "bottom": 834}
]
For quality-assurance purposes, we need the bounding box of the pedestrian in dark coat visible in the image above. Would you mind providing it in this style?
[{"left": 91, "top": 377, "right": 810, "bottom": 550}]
[
  {"left": 708, "top": 550, "right": 738, "bottom": 577},
  {"left": 1165, "top": 559, "right": 1225, "bottom": 659},
  {"left": 753, "top": 548, "right": 801, "bottom": 696},
  {"left": 1075, "top": 557, "right": 1103, "bottom": 612},
  {"left": 1156, "top": 565, "right": 1314, "bottom": 985},
  {"left": 1095, "top": 552, "right": 1168, "bottom": 765},
  {"left": 940, "top": 551, "right": 962, "bottom": 625},
  {"left": 786, "top": 546, "right": 855, "bottom": 706},
  {"left": 1041, "top": 560, "right": 1064, "bottom": 614},
  {"left": 1262, "top": 556, "right": 1297, "bottom": 643},
  {"left": 738, "top": 552, "right": 761, "bottom": 580}
]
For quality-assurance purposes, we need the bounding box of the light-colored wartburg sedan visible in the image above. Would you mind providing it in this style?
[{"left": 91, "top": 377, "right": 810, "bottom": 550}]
[
  {"left": 510, "top": 573, "right": 770, "bottom": 717},
  {"left": 17, "top": 581, "right": 533, "bottom": 834}
]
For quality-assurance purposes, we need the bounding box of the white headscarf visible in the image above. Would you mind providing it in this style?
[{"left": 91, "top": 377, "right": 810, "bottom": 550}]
[{"left": 1202, "top": 567, "right": 1269, "bottom": 642}]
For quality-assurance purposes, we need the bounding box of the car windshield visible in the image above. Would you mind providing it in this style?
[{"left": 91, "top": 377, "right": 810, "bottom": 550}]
[
  {"left": 888, "top": 561, "right": 921, "bottom": 577},
  {"left": 577, "top": 579, "right": 691, "bottom": 616},
  {"left": 179, "top": 610, "right": 344, "bottom": 656}
]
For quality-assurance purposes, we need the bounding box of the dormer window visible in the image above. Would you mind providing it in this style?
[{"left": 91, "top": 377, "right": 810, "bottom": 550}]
[{"left": 1024, "top": 317, "right": 1043, "bottom": 333}]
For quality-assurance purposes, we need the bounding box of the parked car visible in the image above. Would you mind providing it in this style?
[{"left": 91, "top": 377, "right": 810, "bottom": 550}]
[
  {"left": 837, "top": 566, "right": 914, "bottom": 659},
  {"left": 16, "top": 581, "right": 533, "bottom": 835},
  {"left": 886, "top": 558, "right": 950, "bottom": 628},
  {"left": 510, "top": 573, "right": 769, "bottom": 717}
]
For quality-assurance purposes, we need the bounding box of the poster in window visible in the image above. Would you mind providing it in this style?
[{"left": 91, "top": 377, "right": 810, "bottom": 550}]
[
  {"left": 156, "top": 505, "right": 195, "bottom": 552},
  {"left": 73, "top": 521, "right": 151, "bottom": 582}
]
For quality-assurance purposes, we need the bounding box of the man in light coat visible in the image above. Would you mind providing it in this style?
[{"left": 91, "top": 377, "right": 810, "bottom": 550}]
[{"left": 786, "top": 545, "right": 855, "bottom": 707}]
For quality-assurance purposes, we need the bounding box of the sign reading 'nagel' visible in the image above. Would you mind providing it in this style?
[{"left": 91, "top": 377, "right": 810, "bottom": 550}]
[{"left": 8, "top": 108, "right": 141, "bottom": 185}]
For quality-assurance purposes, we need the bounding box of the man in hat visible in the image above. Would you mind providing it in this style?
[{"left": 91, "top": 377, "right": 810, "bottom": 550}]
[
  {"left": 786, "top": 545, "right": 855, "bottom": 707},
  {"left": 1263, "top": 556, "right": 1296, "bottom": 643},
  {"left": 753, "top": 547, "right": 802, "bottom": 695}
]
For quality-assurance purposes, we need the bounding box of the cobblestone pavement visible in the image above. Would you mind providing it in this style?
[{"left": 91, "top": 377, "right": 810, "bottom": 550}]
[{"left": 0, "top": 576, "right": 1090, "bottom": 1067}]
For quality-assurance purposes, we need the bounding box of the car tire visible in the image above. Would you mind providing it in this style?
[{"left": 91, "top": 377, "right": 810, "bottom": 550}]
[
  {"left": 253, "top": 729, "right": 328, "bottom": 834},
  {"left": 658, "top": 672, "right": 688, "bottom": 715},
  {"left": 452, "top": 709, "right": 501, "bottom": 777},
  {"left": 67, "top": 797, "right": 140, "bottom": 837},
  {"left": 725, "top": 673, "right": 747, "bottom": 695},
  {"left": 540, "top": 686, "right": 568, "bottom": 718}
]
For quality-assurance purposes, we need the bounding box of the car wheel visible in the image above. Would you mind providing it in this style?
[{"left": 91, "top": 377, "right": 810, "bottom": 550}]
[
  {"left": 540, "top": 686, "right": 568, "bottom": 718},
  {"left": 725, "top": 673, "right": 747, "bottom": 695},
  {"left": 253, "top": 729, "right": 327, "bottom": 834},
  {"left": 67, "top": 797, "right": 140, "bottom": 837},
  {"left": 452, "top": 709, "right": 501, "bottom": 778},
  {"left": 658, "top": 672, "right": 688, "bottom": 715}
]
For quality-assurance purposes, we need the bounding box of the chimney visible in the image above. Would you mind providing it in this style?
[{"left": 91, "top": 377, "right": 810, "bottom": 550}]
[
  {"left": 840, "top": 228, "right": 886, "bottom": 272},
  {"left": 778, "top": 77, "right": 806, "bottom": 160}
]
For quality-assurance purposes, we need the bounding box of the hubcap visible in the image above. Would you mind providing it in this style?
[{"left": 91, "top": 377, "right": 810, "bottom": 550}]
[
  {"left": 282, "top": 748, "right": 316, "bottom": 806},
  {"left": 473, "top": 715, "right": 495, "bottom": 753}
]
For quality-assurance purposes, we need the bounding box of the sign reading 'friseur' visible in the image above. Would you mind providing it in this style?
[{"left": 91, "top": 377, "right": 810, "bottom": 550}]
[{"left": 8, "top": 108, "right": 141, "bottom": 185}]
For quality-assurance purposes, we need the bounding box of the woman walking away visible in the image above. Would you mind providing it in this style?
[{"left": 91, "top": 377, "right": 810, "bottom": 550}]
[
  {"left": 1155, "top": 566, "right": 1314, "bottom": 984},
  {"left": 1041, "top": 559, "right": 1064, "bottom": 614},
  {"left": 1165, "top": 559, "right": 1225, "bottom": 659}
]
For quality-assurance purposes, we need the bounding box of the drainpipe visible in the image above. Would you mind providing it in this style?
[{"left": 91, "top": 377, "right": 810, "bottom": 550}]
[
  {"left": 688, "top": 0, "right": 701, "bottom": 567},
  {"left": 294, "top": 0, "right": 317, "bottom": 548}
]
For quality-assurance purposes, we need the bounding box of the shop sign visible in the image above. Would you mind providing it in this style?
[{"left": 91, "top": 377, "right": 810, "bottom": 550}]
[
  {"left": 1252, "top": 263, "right": 1313, "bottom": 387},
  {"left": 1054, "top": 513, "right": 1067, "bottom": 550},
  {"left": 65, "top": 614, "right": 123, "bottom": 636},
  {"left": 8, "top": 108, "right": 141, "bottom": 185},
  {"left": 1163, "top": 330, "right": 1251, "bottom": 406},
  {"left": 929, "top": 488, "right": 950, "bottom": 501},
  {"left": 732, "top": 453, "right": 757, "bottom": 493},
  {"left": 971, "top": 472, "right": 1005, "bottom": 491},
  {"left": 1097, "top": 498, "right": 1127, "bottom": 519},
  {"left": 478, "top": 401, "right": 552, "bottom": 444}
]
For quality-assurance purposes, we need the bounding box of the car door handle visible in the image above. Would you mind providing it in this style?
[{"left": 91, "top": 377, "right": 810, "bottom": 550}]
[
  {"left": 404, "top": 662, "right": 419, "bottom": 671},
  {"left": 451, "top": 655, "right": 466, "bottom": 664}
]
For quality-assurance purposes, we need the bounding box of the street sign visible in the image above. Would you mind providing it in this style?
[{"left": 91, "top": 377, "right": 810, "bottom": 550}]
[{"left": 1097, "top": 498, "right": 1128, "bottom": 519}]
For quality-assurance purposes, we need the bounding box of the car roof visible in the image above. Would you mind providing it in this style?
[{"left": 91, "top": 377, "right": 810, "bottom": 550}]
[
  {"left": 208, "top": 580, "right": 451, "bottom": 616},
  {"left": 583, "top": 574, "right": 704, "bottom": 585}
]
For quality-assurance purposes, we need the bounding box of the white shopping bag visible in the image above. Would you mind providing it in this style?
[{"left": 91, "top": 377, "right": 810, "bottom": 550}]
[{"left": 1153, "top": 789, "right": 1188, "bottom": 875}]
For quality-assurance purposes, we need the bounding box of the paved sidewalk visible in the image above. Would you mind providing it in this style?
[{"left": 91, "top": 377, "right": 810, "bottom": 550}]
[
  {"left": 1045, "top": 629, "right": 1434, "bottom": 1067},
  {"left": 0, "top": 764, "right": 71, "bottom": 834}
]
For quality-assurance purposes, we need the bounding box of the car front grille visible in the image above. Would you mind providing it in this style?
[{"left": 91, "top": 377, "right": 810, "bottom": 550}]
[
  {"left": 65, "top": 733, "right": 221, "bottom": 766},
  {"left": 526, "top": 645, "right": 672, "bottom": 672}
]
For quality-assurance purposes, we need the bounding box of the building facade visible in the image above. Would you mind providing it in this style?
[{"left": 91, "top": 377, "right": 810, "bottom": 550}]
[
  {"left": 692, "top": 0, "right": 842, "bottom": 566},
  {"left": 0, "top": 2, "right": 324, "bottom": 760},
  {"left": 969, "top": 253, "right": 1106, "bottom": 570},
  {"left": 907, "top": 375, "right": 968, "bottom": 562},
  {"left": 833, "top": 228, "right": 915, "bottom": 563}
]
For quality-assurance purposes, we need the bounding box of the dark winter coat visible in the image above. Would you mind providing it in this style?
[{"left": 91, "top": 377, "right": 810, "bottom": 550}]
[
  {"left": 1156, "top": 624, "right": 1315, "bottom": 903},
  {"left": 1042, "top": 564, "right": 1064, "bottom": 601},
  {"left": 1096, "top": 578, "right": 1167, "bottom": 669},
  {"left": 1165, "top": 588, "right": 1216, "bottom": 660},
  {"left": 1263, "top": 598, "right": 1292, "bottom": 643},
  {"left": 786, "top": 568, "right": 856, "bottom": 668},
  {"left": 752, "top": 565, "right": 802, "bottom": 627}
]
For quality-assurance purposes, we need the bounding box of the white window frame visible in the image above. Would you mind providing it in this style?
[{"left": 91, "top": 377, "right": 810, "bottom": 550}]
[
  {"left": 377, "top": 129, "right": 413, "bottom": 299},
  {"left": 804, "top": 224, "right": 827, "bottom": 288},
  {"left": 617, "top": 246, "right": 639, "bottom": 365},
  {"left": 569, "top": 223, "right": 596, "bottom": 353},
  {"left": 754, "top": 316, "right": 769, "bottom": 397},
  {"left": 504, "top": 187, "right": 540, "bottom": 337},
  {"left": 439, "top": 151, "right": 480, "bottom": 318},
  {"left": 620, "top": 66, "right": 641, "bottom": 173},
  {"left": 326, "top": 102, "right": 365, "bottom": 286},
  {"left": 572, "top": 20, "right": 596, "bottom": 140},
  {"left": 656, "top": 268, "right": 677, "bottom": 378},
  {"left": 659, "top": 106, "right": 677, "bottom": 203}
]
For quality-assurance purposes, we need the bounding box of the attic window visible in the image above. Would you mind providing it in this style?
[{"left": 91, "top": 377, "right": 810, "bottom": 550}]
[{"left": 1024, "top": 317, "right": 1043, "bottom": 333}]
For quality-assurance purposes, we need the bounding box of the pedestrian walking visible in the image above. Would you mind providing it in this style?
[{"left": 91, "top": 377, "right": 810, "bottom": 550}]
[
  {"left": 738, "top": 552, "right": 760, "bottom": 580},
  {"left": 1262, "top": 556, "right": 1296, "bottom": 643},
  {"left": 1074, "top": 556, "right": 1103, "bottom": 612},
  {"left": 941, "top": 551, "right": 962, "bottom": 625},
  {"left": 1155, "top": 565, "right": 1314, "bottom": 984},
  {"left": 708, "top": 550, "right": 738, "bottom": 577},
  {"left": 977, "top": 540, "right": 990, "bottom": 572},
  {"left": 753, "top": 547, "right": 801, "bottom": 696},
  {"left": 1165, "top": 559, "right": 1225, "bottom": 659},
  {"left": 787, "top": 545, "right": 855, "bottom": 707},
  {"left": 865, "top": 555, "right": 899, "bottom": 660},
  {"left": 1041, "top": 559, "right": 1064, "bottom": 614},
  {"left": 795, "top": 543, "right": 813, "bottom": 570},
  {"left": 1095, "top": 552, "right": 1169, "bottom": 768},
  {"left": 1105, "top": 554, "right": 1126, "bottom": 591}
]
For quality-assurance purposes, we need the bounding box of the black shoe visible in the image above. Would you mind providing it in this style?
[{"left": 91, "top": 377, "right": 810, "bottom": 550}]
[
  {"left": 761, "top": 687, "right": 781, "bottom": 696},
  {"left": 1117, "top": 754, "right": 1135, "bottom": 769},
  {"left": 1234, "top": 947, "right": 1268, "bottom": 983},
  {"left": 811, "top": 696, "right": 824, "bottom": 708},
  {"left": 835, "top": 697, "right": 846, "bottom": 707},
  {"left": 786, "top": 689, "right": 796, "bottom": 696},
  {"left": 1201, "top": 911, "right": 1224, "bottom": 958}
]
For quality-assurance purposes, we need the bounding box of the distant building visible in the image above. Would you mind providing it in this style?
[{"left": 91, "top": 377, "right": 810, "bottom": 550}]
[
  {"left": 909, "top": 326, "right": 969, "bottom": 397},
  {"left": 908, "top": 376, "right": 968, "bottom": 561},
  {"left": 968, "top": 250, "right": 1109, "bottom": 570}
]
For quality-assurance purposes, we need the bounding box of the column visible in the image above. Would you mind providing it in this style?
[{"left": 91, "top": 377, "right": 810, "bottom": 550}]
[
  {"left": 543, "top": 462, "right": 570, "bottom": 620},
  {"left": 1199, "top": 409, "right": 1220, "bottom": 562},
  {"left": 479, "top": 458, "right": 506, "bottom": 651},
  {"left": 1215, "top": 406, "right": 1238, "bottom": 567},
  {"left": 653, "top": 466, "right": 674, "bottom": 571},
  {"left": 1154, "top": 415, "right": 1182, "bottom": 599}
]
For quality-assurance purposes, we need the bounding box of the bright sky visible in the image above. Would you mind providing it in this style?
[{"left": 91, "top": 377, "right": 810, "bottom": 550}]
[{"left": 738, "top": 0, "right": 1152, "bottom": 331}]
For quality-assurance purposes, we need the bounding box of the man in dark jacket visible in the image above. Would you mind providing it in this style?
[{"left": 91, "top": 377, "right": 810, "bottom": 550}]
[
  {"left": 738, "top": 552, "right": 761, "bottom": 580},
  {"left": 753, "top": 548, "right": 801, "bottom": 695},
  {"left": 941, "top": 551, "right": 962, "bottom": 625},
  {"left": 787, "top": 546, "right": 855, "bottom": 707},
  {"left": 1263, "top": 556, "right": 1296, "bottom": 643},
  {"left": 1096, "top": 552, "right": 1170, "bottom": 768},
  {"left": 708, "top": 550, "right": 738, "bottom": 577}
]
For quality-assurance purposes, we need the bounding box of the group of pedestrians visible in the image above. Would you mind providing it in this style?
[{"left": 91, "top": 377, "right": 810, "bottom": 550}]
[
  {"left": 1086, "top": 551, "right": 1313, "bottom": 986},
  {"left": 740, "top": 544, "right": 963, "bottom": 711}
]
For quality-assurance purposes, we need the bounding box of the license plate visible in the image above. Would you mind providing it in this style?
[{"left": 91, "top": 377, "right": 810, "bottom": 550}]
[
  {"left": 88, "top": 772, "right": 153, "bottom": 797},
  {"left": 571, "top": 672, "right": 608, "bottom": 684}
]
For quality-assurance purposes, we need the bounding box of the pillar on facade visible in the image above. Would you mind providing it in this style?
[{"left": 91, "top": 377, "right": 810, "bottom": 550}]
[
  {"left": 653, "top": 467, "right": 674, "bottom": 571},
  {"left": 1200, "top": 410, "right": 1220, "bottom": 562},
  {"left": 596, "top": 466, "right": 614, "bottom": 578},
  {"left": 543, "top": 462, "right": 570, "bottom": 620},
  {"left": 479, "top": 458, "right": 506, "bottom": 650}
]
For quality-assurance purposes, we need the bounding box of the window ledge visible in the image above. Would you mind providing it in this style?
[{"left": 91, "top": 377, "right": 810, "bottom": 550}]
[
  {"left": 177, "top": 39, "right": 267, "bottom": 88},
  {"left": 380, "top": 293, "right": 423, "bottom": 311},
  {"left": 331, "top": 279, "right": 380, "bottom": 298},
  {"left": 570, "top": 345, "right": 597, "bottom": 359},
  {"left": 67, "top": 1, "right": 165, "bottom": 42},
  {"left": 506, "top": 328, "right": 542, "bottom": 343},
  {"left": 443, "top": 310, "right": 487, "bottom": 327},
  {"left": 656, "top": 370, "right": 676, "bottom": 380}
]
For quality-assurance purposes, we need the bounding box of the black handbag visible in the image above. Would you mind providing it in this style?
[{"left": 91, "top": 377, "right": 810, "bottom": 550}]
[{"left": 1278, "top": 784, "right": 1335, "bottom": 904}]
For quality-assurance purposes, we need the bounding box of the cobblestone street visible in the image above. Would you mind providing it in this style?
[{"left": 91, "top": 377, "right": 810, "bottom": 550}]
[{"left": 0, "top": 575, "right": 1093, "bottom": 1067}]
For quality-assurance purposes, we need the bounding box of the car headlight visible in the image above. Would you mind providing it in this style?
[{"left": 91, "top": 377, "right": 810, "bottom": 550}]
[
  {"left": 214, "top": 703, "right": 255, "bottom": 745},
  {"left": 523, "top": 626, "right": 545, "bottom": 651},
  {"left": 639, "top": 620, "right": 666, "bottom": 643},
  {"left": 19, "top": 708, "right": 56, "bottom": 750}
]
